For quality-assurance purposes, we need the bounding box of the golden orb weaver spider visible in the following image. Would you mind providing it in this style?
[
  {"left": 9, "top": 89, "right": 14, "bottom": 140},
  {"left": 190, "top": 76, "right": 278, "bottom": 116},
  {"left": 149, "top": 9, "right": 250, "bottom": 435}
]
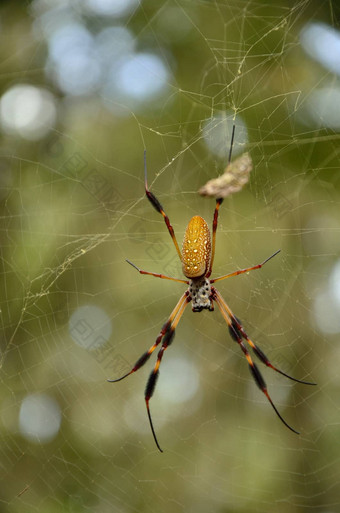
[{"left": 108, "top": 126, "right": 315, "bottom": 452}]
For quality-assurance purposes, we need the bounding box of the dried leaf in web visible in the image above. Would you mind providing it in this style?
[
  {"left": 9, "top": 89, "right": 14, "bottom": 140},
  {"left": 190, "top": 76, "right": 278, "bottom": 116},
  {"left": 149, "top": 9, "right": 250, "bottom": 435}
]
[{"left": 199, "top": 152, "right": 253, "bottom": 199}]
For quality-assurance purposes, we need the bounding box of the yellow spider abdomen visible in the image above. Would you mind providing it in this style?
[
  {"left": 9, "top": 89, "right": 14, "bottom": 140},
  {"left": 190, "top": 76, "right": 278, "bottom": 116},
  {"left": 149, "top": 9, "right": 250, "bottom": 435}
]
[{"left": 182, "top": 215, "right": 211, "bottom": 278}]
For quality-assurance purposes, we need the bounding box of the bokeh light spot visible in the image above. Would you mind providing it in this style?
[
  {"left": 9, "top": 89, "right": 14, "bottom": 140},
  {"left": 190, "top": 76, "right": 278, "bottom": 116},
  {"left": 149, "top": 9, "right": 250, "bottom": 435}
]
[
  {"left": 300, "top": 22, "right": 340, "bottom": 75},
  {"left": 313, "top": 259, "right": 340, "bottom": 334},
  {"left": 158, "top": 357, "right": 199, "bottom": 404},
  {"left": 203, "top": 112, "right": 248, "bottom": 160},
  {"left": 305, "top": 87, "right": 340, "bottom": 129},
  {"left": 116, "top": 53, "right": 169, "bottom": 100},
  {"left": 84, "top": 0, "right": 140, "bottom": 18},
  {"left": 0, "top": 84, "right": 57, "bottom": 140},
  {"left": 19, "top": 393, "right": 61, "bottom": 443},
  {"left": 69, "top": 305, "right": 112, "bottom": 350},
  {"left": 330, "top": 259, "right": 340, "bottom": 304},
  {"left": 95, "top": 26, "right": 135, "bottom": 61}
]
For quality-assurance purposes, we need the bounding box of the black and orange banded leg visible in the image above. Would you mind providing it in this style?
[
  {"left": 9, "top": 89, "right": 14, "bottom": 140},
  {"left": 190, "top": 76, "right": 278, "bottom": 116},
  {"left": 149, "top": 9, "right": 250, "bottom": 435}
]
[
  {"left": 214, "top": 288, "right": 316, "bottom": 386},
  {"left": 144, "top": 151, "right": 182, "bottom": 261},
  {"left": 212, "top": 288, "right": 314, "bottom": 434},
  {"left": 211, "top": 250, "right": 281, "bottom": 284},
  {"left": 145, "top": 343, "right": 168, "bottom": 453},
  {"left": 206, "top": 197, "right": 223, "bottom": 278},
  {"left": 144, "top": 293, "right": 191, "bottom": 452},
  {"left": 126, "top": 259, "right": 188, "bottom": 285},
  {"left": 207, "top": 123, "right": 236, "bottom": 278},
  {"left": 108, "top": 291, "right": 191, "bottom": 452},
  {"left": 238, "top": 337, "right": 300, "bottom": 434},
  {"left": 107, "top": 292, "right": 189, "bottom": 384},
  {"left": 228, "top": 315, "right": 316, "bottom": 385}
]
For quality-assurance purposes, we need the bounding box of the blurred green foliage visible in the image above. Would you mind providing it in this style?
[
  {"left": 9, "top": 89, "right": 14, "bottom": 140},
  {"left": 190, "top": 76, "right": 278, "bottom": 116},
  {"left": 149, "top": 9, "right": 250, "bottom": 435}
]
[{"left": 0, "top": 1, "right": 340, "bottom": 512}]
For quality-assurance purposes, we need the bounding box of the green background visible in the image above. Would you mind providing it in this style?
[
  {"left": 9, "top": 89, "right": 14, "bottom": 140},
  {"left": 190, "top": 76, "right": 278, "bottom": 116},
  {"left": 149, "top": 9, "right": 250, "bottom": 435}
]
[{"left": 0, "top": 1, "right": 339, "bottom": 512}]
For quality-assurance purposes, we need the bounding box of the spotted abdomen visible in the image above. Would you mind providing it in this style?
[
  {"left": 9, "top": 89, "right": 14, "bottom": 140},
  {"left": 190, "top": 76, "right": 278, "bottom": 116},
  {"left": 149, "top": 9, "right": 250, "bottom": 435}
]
[{"left": 182, "top": 215, "right": 211, "bottom": 278}]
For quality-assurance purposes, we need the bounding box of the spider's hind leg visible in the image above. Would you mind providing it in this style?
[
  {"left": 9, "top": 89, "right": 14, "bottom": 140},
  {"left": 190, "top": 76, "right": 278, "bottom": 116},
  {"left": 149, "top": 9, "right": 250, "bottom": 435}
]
[
  {"left": 108, "top": 290, "right": 191, "bottom": 452},
  {"left": 107, "top": 292, "right": 189, "bottom": 383},
  {"left": 212, "top": 287, "right": 311, "bottom": 434},
  {"left": 228, "top": 314, "right": 316, "bottom": 386},
  {"left": 144, "top": 293, "right": 191, "bottom": 452}
]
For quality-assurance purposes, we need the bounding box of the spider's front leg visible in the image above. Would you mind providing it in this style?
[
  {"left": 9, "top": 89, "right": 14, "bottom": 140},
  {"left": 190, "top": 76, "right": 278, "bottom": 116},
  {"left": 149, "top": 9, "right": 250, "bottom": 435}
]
[{"left": 143, "top": 150, "right": 182, "bottom": 261}]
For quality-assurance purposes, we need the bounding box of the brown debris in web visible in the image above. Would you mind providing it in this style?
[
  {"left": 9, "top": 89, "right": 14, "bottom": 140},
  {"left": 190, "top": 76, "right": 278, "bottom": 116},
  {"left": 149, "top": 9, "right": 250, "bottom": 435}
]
[{"left": 199, "top": 152, "right": 252, "bottom": 199}]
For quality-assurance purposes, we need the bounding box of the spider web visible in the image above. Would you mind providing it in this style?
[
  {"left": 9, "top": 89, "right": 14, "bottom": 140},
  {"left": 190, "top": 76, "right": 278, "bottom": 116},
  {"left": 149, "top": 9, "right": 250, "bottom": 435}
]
[{"left": 1, "top": 1, "right": 339, "bottom": 512}]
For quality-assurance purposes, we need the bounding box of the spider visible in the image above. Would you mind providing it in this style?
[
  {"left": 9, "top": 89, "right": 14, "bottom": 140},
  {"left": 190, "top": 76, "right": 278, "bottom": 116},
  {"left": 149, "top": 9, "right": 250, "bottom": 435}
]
[{"left": 108, "top": 127, "right": 315, "bottom": 452}]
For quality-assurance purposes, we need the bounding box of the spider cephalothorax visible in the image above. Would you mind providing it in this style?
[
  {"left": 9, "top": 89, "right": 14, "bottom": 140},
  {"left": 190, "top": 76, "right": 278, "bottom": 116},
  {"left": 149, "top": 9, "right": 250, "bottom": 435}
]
[
  {"left": 189, "top": 276, "right": 213, "bottom": 312},
  {"left": 108, "top": 127, "right": 315, "bottom": 452}
]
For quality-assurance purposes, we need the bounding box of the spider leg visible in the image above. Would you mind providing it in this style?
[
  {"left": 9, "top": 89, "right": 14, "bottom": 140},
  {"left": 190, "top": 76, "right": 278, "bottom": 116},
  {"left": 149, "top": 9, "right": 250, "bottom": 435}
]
[
  {"left": 212, "top": 288, "right": 303, "bottom": 434},
  {"left": 126, "top": 259, "right": 188, "bottom": 284},
  {"left": 211, "top": 250, "right": 281, "bottom": 284},
  {"left": 206, "top": 124, "right": 236, "bottom": 279},
  {"left": 107, "top": 292, "right": 189, "bottom": 383},
  {"left": 144, "top": 151, "right": 182, "bottom": 261},
  {"left": 213, "top": 288, "right": 316, "bottom": 386},
  {"left": 144, "top": 293, "right": 191, "bottom": 452},
  {"left": 206, "top": 197, "right": 223, "bottom": 278}
]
